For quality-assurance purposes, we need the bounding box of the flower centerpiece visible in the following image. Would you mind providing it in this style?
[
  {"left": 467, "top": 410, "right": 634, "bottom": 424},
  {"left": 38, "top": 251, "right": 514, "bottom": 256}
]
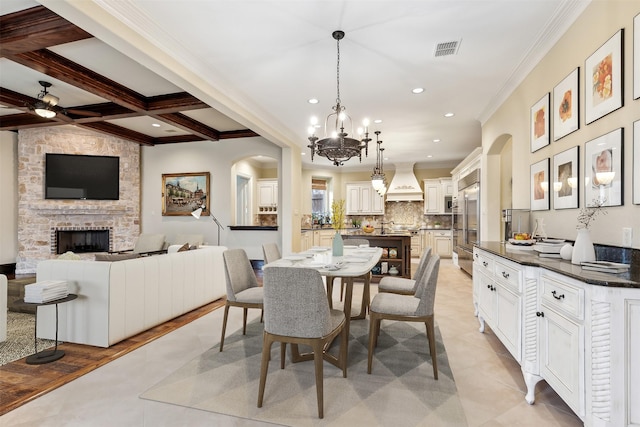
[
  {"left": 572, "top": 198, "right": 606, "bottom": 265},
  {"left": 331, "top": 199, "right": 345, "bottom": 256}
]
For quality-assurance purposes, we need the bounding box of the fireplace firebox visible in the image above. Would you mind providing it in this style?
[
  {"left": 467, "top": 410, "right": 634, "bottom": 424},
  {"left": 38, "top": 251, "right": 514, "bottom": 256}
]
[{"left": 55, "top": 229, "right": 110, "bottom": 254}]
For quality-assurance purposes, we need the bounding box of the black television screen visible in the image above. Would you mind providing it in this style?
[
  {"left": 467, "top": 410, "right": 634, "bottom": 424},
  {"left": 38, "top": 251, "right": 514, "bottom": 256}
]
[{"left": 45, "top": 153, "right": 120, "bottom": 200}]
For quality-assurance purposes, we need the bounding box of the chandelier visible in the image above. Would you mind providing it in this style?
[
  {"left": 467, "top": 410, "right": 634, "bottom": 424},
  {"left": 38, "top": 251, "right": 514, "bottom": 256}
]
[
  {"left": 307, "top": 30, "right": 371, "bottom": 166},
  {"left": 371, "top": 131, "right": 387, "bottom": 195}
]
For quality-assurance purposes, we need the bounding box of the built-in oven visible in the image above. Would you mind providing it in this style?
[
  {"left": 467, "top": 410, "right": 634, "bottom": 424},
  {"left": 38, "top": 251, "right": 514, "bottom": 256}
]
[{"left": 444, "top": 196, "right": 453, "bottom": 213}]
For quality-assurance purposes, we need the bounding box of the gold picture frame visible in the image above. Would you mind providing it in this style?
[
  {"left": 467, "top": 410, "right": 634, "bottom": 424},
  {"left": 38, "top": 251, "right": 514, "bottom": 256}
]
[{"left": 162, "top": 172, "right": 210, "bottom": 216}]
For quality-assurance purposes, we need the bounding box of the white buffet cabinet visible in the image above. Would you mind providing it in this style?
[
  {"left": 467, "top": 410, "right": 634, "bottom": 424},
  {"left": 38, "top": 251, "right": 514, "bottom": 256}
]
[{"left": 473, "top": 246, "right": 640, "bottom": 426}]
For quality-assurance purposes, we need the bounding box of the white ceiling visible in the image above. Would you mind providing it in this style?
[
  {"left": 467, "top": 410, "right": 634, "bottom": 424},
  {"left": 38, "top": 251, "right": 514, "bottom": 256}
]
[{"left": 1, "top": 0, "right": 590, "bottom": 171}]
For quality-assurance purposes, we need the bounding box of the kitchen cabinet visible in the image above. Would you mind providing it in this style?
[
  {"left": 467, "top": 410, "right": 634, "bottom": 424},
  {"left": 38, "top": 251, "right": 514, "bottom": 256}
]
[
  {"left": 346, "top": 182, "right": 384, "bottom": 215},
  {"left": 537, "top": 273, "right": 585, "bottom": 417},
  {"left": 421, "top": 229, "right": 452, "bottom": 258},
  {"left": 473, "top": 244, "right": 640, "bottom": 426},
  {"left": 257, "top": 179, "right": 278, "bottom": 213},
  {"left": 355, "top": 235, "right": 411, "bottom": 281},
  {"left": 423, "top": 178, "right": 452, "bottom": 214},
  {"left": 300, "top": 231, "right": 312, "bottom": 251},
  {"left": 411, "top": 235, "right": 421, "bottom": 258},
  {"left": 312, "top": 229, "right": 335, "bottom": 247}
]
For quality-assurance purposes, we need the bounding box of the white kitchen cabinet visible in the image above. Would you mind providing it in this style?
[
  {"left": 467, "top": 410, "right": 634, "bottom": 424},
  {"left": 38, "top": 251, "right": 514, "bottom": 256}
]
[
  {"left": 433, "top": 230, "right": 452, "bottom": 258},
  {"left": 300, "top": 231, "right": 312, "bottom": 251},
  {"left": 257, "top": 179, "right": 278, "bottom": 213},
  {"left": 346, "top": 182, "right": 384, "bottom": 215},
  {"left": 411, "top": 235, "right": 421, "bottom": 258},
  {"left": 423, "top": 179, "right": 441, "bottom": 214},
  {"left": 441, "top": 178, "right": 453, "bottom": 196},
  {"left": 312, "top": 229, "right": 335, "bottom": 247}
]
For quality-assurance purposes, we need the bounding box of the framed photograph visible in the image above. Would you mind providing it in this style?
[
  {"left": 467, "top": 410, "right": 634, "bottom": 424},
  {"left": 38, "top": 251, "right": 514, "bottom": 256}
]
[
  {"left": 530, "top": 158, "right": 550, "bottom": 211},
  {"left": 553, "top": 68, "right": 579, "bottom": 141},
  {"left": 162, "top": 172, "right": 210, "bottom": 216},
  {"left": 634, "top": 120, "right": 640, "bottom": 204},
  {"left": 584, "top": 128, "right": 623, "bottom": 207},
  {"left": 530, "top": 93, "right": 550, "bottom": 152},
  {"left": 585, "top": 29, "right": 624, "bottom": 124},
  {"left": 553, "top": 146, "right": 579, "bottom": 209},
  {"left": 634, "top": 14, "right": 640, "bottom": 100}
]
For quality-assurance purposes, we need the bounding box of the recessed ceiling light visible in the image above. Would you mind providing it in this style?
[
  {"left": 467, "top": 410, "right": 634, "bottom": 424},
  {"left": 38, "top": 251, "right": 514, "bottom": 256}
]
[
  {"left": 301, "top": 152, "right": 306, "bottom": 156},
  {"left": 152, "top": 123, "right": 161, "bottom": 127},
  {"left": 444, "top": 112, "right": 455, "bottom": 118},
  {"left": 308, "top": 98, "right": 319, "bottom": 104},
  {"left": 433, "top": 139, "right": 441, "bottom": 143},
  {"left": 373, "top": 119, "right": 383, "bottom": 124},
  {"left": 427, "top": 155, "right": 433, "bottom": 158},
  {"left": 412, "top": 88, "right": 424, "bottom": 94}
]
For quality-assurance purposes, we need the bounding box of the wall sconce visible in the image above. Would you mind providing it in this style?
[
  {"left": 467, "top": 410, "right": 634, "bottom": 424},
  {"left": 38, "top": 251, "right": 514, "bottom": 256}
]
[
  {"left": 595, "top": 171, "right": 615, "bottom": 186},
  {"left": 553, "top": 182, "right": 563, "bottom": 192},
  {"left": 539, "top": 182, "right": 549, "bottom": 192}
]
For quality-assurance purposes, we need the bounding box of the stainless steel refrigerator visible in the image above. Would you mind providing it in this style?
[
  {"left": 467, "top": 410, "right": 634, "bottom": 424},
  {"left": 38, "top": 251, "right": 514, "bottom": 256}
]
[{"left": 454, "top": 169, "right": 480, "bottom": 276}]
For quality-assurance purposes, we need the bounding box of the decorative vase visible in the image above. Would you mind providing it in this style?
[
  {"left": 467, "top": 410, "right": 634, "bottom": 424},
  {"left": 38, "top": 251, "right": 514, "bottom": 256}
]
[
  {"left": 388, "top": 266, "right": 399, "bottom": 276},
  {"left": 532, "top": 218, "right": 547, "bottom": 240},
  {"left": 560, "top": 244, "right": 573, "bottom": 260},
  {"left": 571, "top": 229, "right": 596, "bottom": 265},
  {"left": 332, "top": 231, "right": 344, "bottom": 256}
]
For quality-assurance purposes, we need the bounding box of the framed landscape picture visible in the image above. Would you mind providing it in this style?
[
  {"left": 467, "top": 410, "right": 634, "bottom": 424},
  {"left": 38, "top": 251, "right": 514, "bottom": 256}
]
[
  {"left": 553, "top": 68, "right": 579, "bottom": 141},
  {"left": 530, "top": 158, "right": 550, "bottom": 211},
  {"left": 634, "top": 120, "right": 640, "bottom": 204},
  {"left": 531, "top": 93, "right": 550, "bottom": 152},
  {"left": 585, "top": 29, "right": 624, "bottom": 124},
  {"left": 553, "top": 146, "right": 579, "bottom": 210},
  {"left": 162, "top": 172, "right": 210, "bottom": 216},
  {"left": 584, "top": 128, "right": 623, "bottom": 207}
]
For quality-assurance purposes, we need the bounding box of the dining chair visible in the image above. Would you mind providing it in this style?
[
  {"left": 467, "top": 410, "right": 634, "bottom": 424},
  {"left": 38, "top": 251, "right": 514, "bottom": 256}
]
[
  {"left": 377, "top": 247, "right": 432, "bottom": 295},
  {"left": 262, "top": 243, "right": 281, "bottom": 265},
  {"left": 220, "top": 249, "right": 264, "bottom": 352},
  {"left": 326, "top": 238, "right": 371, "bottom": 319},
  {"left": 367, "top": 254, "right": 441, "bottom": 379},
  {"left": 258, "top": 266, "right": 347, "bottom": 419}
]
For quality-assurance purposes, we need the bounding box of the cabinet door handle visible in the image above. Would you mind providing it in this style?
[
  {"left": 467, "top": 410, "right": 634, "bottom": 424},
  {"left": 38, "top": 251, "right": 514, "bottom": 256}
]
[
  {"left": 552, "top": 290, "right": 565, "bottom": 300},
  {"left": 482, "top": 261, "right": 488, "bottom": 267},
  {"left": 475, "top": 253, "right": 479, "bottom": 259},
  {"left": 536, "top": 311, "right": 544, "bottom": 317},
  {"left": 487, "top": 284, "right": 491, "bottom": 289},
  {"left": 501, "top": 271, "right": 509, "bottom": 279}
]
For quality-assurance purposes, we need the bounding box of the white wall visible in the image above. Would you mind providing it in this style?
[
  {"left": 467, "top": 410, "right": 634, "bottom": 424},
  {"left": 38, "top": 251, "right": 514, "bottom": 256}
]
[
  {"left": 141, "top": 137, "right": 282, "bottom": 259},
  {"left": 0, "top": 131, "right": 18, "bottom": 265},
  {"left": 482, "top": 1, "right": 640, "bottom": 248}
]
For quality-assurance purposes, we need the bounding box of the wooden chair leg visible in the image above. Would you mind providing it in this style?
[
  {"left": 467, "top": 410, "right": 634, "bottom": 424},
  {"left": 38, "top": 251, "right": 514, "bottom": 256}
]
[
  {"left": 242, "top": 307, "right": 248, "bottom": 335},
  {"left": 312, "top": 341, "right": 324, "bottom": 419},
  {"left": 219, "top": 303, "right": 230, "bottom": 352},
  {"left": 367, "top": 314, "right": 379, "bottom": 374},
  {"left": 425, "top": 317, "right": 438, "bottom": 380},
  {"left": 280, "top": 342, "right": 286, "bottom": 369},
  {"left": 340, "top": 278, "right": 345, "bottom": 301},
  {"left": 257, "top": 333, "right": 273, "bottom": 408},
  {"left": 326, "top": 277, "right": 335, "bottom": 309}
]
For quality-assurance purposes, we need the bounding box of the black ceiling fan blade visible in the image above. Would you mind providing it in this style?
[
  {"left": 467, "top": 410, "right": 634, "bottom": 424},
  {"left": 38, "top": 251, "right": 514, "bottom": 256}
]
[{"left": 63, "top": 108, "right": 102, "bottom": 117}]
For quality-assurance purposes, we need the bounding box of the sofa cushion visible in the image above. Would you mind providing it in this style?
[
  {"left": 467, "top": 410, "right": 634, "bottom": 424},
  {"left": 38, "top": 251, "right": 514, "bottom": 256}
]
[{"left": 95, "top": 253, "right": 140, "bottom": 262}]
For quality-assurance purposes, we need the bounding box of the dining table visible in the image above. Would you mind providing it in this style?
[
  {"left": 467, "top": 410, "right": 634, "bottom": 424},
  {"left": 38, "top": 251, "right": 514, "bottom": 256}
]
[{"left": 263, "top": 244, "right": 383, "bottom": 367}]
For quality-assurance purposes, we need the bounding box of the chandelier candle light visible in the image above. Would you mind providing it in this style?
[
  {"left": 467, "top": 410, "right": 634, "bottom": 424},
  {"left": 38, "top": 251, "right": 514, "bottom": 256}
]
[{"left": 307, "top": 30, "right": 371, "bottom": 166}]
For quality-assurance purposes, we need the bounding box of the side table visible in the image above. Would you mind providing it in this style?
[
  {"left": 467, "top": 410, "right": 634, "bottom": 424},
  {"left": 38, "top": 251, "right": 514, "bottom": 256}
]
[{"left": 14, "top": 294, "right": 78, "bottom": 364}]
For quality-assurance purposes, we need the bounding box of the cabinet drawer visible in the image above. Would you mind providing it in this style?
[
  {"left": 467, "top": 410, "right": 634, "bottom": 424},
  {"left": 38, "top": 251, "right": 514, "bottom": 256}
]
[
  {"left": 494, "top": 259, "right": 521, "bottom": 293},
  {"left": 540, "top": 275, "right": 584, "bottom": 320},
  {"left": 474, "top": 251, "right": 494, "bottom": 275}
]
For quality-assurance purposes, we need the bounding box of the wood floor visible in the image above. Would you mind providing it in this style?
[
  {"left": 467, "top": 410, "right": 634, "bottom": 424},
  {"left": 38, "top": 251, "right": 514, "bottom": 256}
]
[{"left": 0, "top": 298, "right": 226, "bottom": 416}]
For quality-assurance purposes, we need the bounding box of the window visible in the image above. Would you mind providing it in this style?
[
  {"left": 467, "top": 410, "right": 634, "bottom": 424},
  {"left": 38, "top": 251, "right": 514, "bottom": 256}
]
[{"left": 312, "top": 178, "right": 331, "bottom": 223}]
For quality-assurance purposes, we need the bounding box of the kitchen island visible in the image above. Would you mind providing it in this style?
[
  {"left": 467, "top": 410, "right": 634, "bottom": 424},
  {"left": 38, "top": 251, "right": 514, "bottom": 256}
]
[{"left": 473, "top": 242, "right": 639, "bottom": 427}]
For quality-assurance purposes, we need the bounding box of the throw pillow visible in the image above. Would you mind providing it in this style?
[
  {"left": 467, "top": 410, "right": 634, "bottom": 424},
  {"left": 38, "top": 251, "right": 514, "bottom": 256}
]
[
  {"left": 177, "top": 243, "right": 190, "bottom": 252},
  {"left": 95, "top": 253, "right": 141, "bottom": 262}
]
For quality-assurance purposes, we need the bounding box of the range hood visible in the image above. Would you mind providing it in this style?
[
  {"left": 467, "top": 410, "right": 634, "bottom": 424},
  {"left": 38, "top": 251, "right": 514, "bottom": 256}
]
[{"left": 386, "top": 163, "right": 424, "bottom": 202}]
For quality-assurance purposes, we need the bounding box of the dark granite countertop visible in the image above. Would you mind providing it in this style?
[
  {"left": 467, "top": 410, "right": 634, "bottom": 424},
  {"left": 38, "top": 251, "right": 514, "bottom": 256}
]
[
  {"left": 475, "top": 241, "right": 640, "bottom": 288},
  {"left": 228, "top": 226, "right": 278, "bottom": 231}
]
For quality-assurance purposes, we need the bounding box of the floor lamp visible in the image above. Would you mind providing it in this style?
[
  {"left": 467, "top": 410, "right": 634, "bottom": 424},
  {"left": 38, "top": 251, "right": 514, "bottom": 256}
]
[{"left": 191, "top": 207, "right": 223, "bottom": 246}]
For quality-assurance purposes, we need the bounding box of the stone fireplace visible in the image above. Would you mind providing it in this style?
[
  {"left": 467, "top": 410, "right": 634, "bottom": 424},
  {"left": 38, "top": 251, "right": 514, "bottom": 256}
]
[{"left": 16, "top": 127, "right": 140, "bottom": 274}]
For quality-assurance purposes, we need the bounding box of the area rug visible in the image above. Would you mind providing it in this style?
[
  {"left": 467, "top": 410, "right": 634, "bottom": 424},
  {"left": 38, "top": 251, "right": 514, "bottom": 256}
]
[
  {"left": 141, "top": 318, "right": 468, "bottom": 426},
  {"left": 0, "top": 312, "right": 55, "bottom": 366}
]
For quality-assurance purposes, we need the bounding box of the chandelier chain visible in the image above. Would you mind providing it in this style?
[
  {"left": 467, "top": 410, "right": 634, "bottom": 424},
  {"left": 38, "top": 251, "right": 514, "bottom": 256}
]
[{"left": 336, "top": 35, "right": 341, "bottom": 105}]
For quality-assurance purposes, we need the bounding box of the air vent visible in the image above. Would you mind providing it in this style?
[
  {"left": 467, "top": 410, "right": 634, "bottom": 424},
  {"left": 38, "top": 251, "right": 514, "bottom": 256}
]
[{"left": 434, "top": 40, "right": 460, "bottom": 57}]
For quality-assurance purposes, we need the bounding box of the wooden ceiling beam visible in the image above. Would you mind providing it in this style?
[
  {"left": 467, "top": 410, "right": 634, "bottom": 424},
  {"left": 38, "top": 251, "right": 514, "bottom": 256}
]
[
  {"left": 8, "top": 49, "right": 148, "bottom": 111},
  {"left": 79, "top": 122, "right": 155, "bottom": 146},
  {"left": 156, "top": 112, "right": 221, "bottom": 141},
  {"left": 147, "top": 93, "right": 209, "bottom": 113},
  {"left": 0, "top": 6, "right": 92, "bottom": 57},
  {"left": 219, "top": 129, "right": 260, "bottom": 139}
]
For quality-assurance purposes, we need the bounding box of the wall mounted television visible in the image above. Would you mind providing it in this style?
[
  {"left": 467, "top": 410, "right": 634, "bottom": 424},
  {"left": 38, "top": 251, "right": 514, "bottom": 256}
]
[{"left": 45, "top": 153, "right": 120, "bottom": 200}]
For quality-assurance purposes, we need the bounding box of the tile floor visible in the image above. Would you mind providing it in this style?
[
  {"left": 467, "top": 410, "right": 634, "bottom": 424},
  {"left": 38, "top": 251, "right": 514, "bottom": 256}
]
[{"left": 0, "top": 260, "right": 583, "bottom": 426}]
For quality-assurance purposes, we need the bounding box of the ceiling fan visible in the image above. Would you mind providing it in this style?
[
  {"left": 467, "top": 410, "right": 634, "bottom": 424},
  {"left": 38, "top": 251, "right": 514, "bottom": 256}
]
[{"left": 29, "top": 81, "right": 101, "bottom": 119}]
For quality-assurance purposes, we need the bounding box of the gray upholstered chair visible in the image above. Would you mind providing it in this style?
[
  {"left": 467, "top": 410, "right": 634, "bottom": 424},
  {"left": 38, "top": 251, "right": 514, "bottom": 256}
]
[
  {"left": 220, "top": 249, "right": 264, "bottom": 351},
  {"left": 367, "top": 254, "right": 441, "bottom": 379},
  {"left": 326, "top": 238, "right": 371, "bottom": 318},
  {"left": 377, "top": 247, "right": 432, "bottom": 295},
  {"left": 262, "top": 243, "right": 281, "bottom": 265},
  {"left": 258, "top": 266, "right": 347, "bottom": 419}
]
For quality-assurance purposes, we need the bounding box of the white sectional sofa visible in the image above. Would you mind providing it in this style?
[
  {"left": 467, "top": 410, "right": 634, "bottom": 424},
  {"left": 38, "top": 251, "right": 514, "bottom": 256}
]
[
  {"left": 1, "top": 274, "right": 7, "bottom": 343},
  {"left": 35, "top": 246, "right": 227, "bottom": 347}
]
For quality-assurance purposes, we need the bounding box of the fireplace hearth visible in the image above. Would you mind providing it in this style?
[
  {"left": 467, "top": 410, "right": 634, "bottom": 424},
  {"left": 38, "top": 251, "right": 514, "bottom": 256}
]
[{"left": 53, "top": 227, "right": 112, "bottom": 254}]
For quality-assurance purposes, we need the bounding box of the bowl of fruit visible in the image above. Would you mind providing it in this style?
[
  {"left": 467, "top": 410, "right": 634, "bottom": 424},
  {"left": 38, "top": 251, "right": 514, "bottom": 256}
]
[
  {"left": 362, "top": 225, "right": 375, "bottom": 234},
  {"left": 508, "top": 233, "right": 535, "bottom": 245}
]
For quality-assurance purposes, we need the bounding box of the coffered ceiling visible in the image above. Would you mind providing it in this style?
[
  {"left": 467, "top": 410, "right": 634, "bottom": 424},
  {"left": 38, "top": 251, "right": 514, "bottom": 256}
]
[{"left": 0, "top": 0, "right": 589, "bottom": 170}]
